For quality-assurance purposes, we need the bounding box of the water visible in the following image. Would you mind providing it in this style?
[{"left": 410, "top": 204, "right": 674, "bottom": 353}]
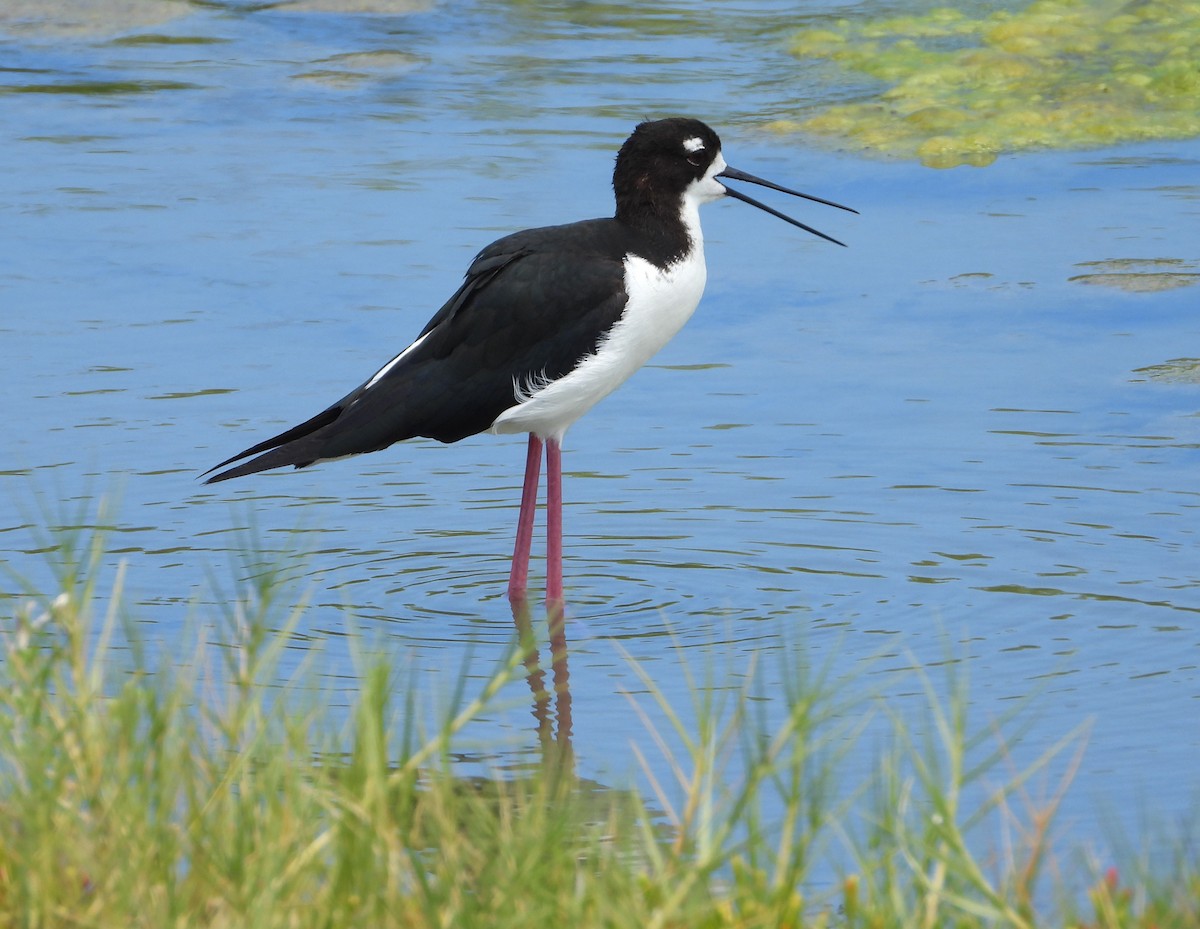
[{"left": 3, "top": 0, "right": 1198, "bottom": 871}]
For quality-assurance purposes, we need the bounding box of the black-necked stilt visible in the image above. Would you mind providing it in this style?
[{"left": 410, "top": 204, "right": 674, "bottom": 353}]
[{"left": 205, "top": 117, "right": 856, "bottom": 610}]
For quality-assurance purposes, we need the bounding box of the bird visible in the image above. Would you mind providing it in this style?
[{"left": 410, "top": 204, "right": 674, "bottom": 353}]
[{"left": 204, "top": 117, "right": 856, "bottom": 611}]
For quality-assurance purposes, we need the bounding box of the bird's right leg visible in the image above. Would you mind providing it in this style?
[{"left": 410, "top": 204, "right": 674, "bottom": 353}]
[
  {"left": 545, "top": 437, "right": 564, "bottom": 614},
  {"left": 508, "top": 433, "right": 543, "bottom": 604}
]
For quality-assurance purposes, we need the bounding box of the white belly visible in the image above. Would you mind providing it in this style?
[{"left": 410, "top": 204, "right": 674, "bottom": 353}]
[{"left": 489, "top": 247, "right": 707, "bottom": 442}]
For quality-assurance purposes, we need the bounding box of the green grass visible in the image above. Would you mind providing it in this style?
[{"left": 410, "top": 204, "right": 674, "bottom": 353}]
[{"left": 0, "top": 522, "right": 1196, "bottom": 927}]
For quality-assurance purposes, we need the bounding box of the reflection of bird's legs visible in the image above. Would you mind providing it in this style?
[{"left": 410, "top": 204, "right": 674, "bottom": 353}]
[
  {"left": 548, "top": 607, "right": 572, "bottom": 755},
  {"left": 509, "top": 590, "right": 572, "bottom": 762},
  {"left": 510, "top": 595, "right": 552, "bottom": 743}
]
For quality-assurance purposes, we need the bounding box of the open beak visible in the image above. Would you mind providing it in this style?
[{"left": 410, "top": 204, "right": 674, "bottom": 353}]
[{"left": 717, "top": 165, "right": 858, "bottom": 247}]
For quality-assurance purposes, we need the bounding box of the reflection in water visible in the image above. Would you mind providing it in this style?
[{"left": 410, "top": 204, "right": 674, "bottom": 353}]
[{"left": 511, "top": 594, "right": 574, "bottom": 767}]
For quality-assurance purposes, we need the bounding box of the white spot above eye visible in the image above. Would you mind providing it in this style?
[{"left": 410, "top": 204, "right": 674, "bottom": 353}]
[{"left": 682, "top": 136, "right": 705, "bottom": 154}]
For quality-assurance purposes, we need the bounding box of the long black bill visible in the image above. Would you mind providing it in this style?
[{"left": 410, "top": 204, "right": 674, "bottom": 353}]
[{"left": 717, "top": 165, "right": 858, "bottom": 247}]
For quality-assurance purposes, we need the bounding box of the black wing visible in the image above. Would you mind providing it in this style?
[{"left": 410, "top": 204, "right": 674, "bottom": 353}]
[{"left": 204, "top": 219, "right": 630, "bottom": 483}]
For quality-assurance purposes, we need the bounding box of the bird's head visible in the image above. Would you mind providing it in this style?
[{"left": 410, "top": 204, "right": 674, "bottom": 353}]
[{"left": 613, "top": 117, "right": 857, "bottom": 246}]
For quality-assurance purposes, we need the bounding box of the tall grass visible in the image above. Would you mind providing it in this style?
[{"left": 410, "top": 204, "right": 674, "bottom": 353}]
[{"left": 0, "top": 521, "right": 1195, "bottom": 927}]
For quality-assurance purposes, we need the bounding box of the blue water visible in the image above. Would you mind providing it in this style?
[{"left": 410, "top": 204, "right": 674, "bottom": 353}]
[{"left": 2, "top": 0, "right": 1198, "bottom": 879}]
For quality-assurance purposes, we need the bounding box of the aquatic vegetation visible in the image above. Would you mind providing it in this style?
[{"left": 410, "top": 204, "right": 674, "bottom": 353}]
[
  {"left": 1, "top": 518, "right": 1197, "bottom": 926},
  {"left": 5, "top": 80, "right": 199, "bottom": 95},
  {"left": 778, "top": 0, "right": 1200, "bottom": 167},
  {"left": 292, "top": 50, "right": 425, "bottom": 87},
  {"left": 1130, "top": 356, "right": 1200, "bottom": 383},
  {"left": 0, "top": 0, "right": 187, "bottom": 38},
  {"left": 1070, "top": 257, "right": 1200, "bottom": 291},
  {"left": 274, "top": 0, "right": 434, "bottom": 12}
]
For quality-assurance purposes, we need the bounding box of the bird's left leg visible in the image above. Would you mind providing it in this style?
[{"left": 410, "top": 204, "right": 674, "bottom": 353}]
[{"left": 545, "top": 437, "right": 563, "bottom": 614}]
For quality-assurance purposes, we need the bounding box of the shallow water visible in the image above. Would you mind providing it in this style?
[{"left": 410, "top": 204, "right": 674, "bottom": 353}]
[{"left": 3, "top": 0, "right": 1198, "bottom": 870}]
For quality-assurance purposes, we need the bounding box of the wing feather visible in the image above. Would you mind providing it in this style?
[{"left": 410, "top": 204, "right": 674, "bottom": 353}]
[{"left": 204, "top": 219, "right": 630, "bottom": 483}]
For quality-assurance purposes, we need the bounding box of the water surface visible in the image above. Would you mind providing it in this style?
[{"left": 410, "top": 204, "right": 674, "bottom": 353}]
[{"left": 2, "top": 0, "right": 1197, "bottom": 868}]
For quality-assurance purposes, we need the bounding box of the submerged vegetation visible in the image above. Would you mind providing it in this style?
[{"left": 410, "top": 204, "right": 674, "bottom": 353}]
[
  {"left": 779, "top": 0, "right": 1200, "bottom": 167},
  {"left": 0, "top": 522, "right": 1197, "bottom": 927},
  {"left": 1069, "top": 257, "right": 1200, "bottom": 293}
]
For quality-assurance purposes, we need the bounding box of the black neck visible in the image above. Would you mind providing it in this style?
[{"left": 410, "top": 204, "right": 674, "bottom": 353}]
[{"left": 613, "top": 185, "right": 693, "bottom": 268}]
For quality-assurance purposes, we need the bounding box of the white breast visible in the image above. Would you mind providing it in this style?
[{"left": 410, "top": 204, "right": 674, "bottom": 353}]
[{"left": 489, "top": 244, "right": 707, "bottom": 443}]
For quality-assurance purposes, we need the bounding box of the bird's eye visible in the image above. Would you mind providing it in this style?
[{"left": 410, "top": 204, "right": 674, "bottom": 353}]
[{"left": 686, "top": 150, "right": 705, "bottom": 167}]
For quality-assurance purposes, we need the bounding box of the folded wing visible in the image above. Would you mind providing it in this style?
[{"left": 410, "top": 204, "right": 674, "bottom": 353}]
[{"left": 204, "top": 219, "right": 629, "bottom": 483}]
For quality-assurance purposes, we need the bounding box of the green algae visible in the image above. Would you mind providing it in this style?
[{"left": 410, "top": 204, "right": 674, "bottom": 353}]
[
  {"left": 777, "top": 0, "right": 1200, "bottom": 167},
  {"left": 4, "top": 80, "right": 198, "bottom": 95},
  {"left": 0, "top": 0, "right": 189, "bottom": 39},
  {"left": 272, "top": 0, "right": 432, "bottom": 11},
  {"left": 1071, "top": 272, "right": 1200, "bottom": 291},
  {"left": 1069, "top": 257, "right": 1200, "bottom": 291},
  {"left": 1130, "top": 357, "right": 1200, "bottom": 382},
  {"left": 292, "top": 49, "right": 423, "bottom": 87},
  {"left": 110, "top": 34, "right": 227, "bottom": 46}
]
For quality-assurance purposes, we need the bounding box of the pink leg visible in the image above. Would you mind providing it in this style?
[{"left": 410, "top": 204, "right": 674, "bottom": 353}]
[
  {"left": 545, "top": 437, "right": 564, "bottom": 612},
  {"left": 508, "top": 434, "right": 543, "bottom": 603}
]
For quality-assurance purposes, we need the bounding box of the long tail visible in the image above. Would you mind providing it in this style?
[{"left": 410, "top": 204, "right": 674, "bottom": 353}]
[{"left": 202, "top": 404, "right": 342, "bottom": 483}]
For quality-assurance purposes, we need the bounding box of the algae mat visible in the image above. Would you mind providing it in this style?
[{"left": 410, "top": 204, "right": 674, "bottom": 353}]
[{"left": 778, "top": 0, "right": 1200, "bottom": 167}]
